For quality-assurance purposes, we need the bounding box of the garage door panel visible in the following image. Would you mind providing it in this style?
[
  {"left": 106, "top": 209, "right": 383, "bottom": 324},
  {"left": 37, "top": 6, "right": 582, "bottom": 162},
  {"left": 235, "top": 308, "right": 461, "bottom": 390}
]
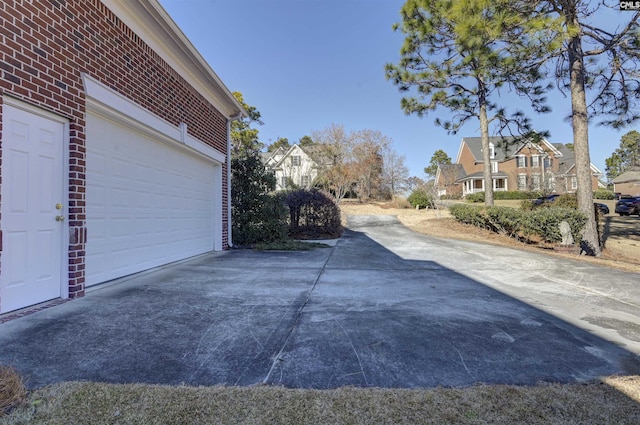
[{"left": 86, "top": 113, "right": 215, "bottom": 286}]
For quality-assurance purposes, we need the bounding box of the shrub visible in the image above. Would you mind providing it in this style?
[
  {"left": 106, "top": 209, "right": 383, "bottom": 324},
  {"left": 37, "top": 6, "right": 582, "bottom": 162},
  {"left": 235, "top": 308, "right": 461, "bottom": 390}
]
[
  {"left": 466, "top": 192, "right": 485, "bottom": 203},
  {"left": 520, "top": 207, "right": 587, "bottom": 243},
  {"left": 466, "top": 191, "right": 542, "bottom": 203},
  {"left": 232, "top": 149, "right": 289, "bottom": 246},
  {"left": 233, "top": 193, "right": 289, "bottom": 246},
  {"left": 495, "top": 190, "right": 542, "bottom": 200},
  {"left": 407, "top": 189, "right": 434, "bottom": 209},
  {"left": 449, "top": 203, "right": 587, "bottom": 244},
  {"left": 593, "top": 189, "right": 615, "bottom": 200},
  {"left": 485, "top": 206, "right": 524, "bottom": 237},
  {"left": 553, "top": 194, "right": 578, "bottom": 209},
  {"left": 520, "top": 199, "right": 535, "bottom": 211},
  {"left": 448, "top": 204, "right": 488, "bottom": 227},
  {"left": 285, "top": 189, "right": 342, "bottom": 239}
]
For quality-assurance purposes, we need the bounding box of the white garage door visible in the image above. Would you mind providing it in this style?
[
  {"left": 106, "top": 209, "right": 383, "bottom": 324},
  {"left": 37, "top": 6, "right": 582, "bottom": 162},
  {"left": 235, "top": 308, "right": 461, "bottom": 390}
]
[{"left": 86, "top": 112, "right": 215, "bottom": 286}]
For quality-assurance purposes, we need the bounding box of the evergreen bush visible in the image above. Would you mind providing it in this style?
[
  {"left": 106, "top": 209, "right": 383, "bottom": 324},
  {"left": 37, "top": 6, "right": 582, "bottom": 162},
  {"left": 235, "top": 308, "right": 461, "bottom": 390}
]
[
  {"left": 593, "top": 189, "right": 615, "bottom": 200},
  {"left": 448, "top": 203, "right": 587, "bottom": 244},
  {"left": 407, "top": 188, "right": 435, "bottom": 209},
  {"left": 231, "top": 150, "right": 288, "bottom": 245}
]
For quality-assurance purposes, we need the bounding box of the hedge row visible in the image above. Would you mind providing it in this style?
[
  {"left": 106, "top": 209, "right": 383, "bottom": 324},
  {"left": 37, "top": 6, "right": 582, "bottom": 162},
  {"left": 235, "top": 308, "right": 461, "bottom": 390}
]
[
  {"left": 593, "top": 189, "right": 615, "bottom": 200},
  {"left": 466, "top": 191, "right": 543, "bottom": 203},
  {"left": 448, "top": 204, "right": 587, "bottom": 244},
  {"left": 468, "top": 189, "right": 615, "bottom": 202}
]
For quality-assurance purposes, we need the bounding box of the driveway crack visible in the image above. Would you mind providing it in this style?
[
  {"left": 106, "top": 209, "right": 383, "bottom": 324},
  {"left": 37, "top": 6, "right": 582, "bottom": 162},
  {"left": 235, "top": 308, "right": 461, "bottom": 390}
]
[{"left": 262, "top": 246, "right": 336, "bottom": 384}]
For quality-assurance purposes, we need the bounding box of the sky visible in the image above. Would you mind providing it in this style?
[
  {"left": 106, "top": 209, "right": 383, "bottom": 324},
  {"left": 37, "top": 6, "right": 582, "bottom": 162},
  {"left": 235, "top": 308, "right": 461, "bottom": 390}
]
[{"left": 159, "top": 0, "right": 638, "bottom": 180}]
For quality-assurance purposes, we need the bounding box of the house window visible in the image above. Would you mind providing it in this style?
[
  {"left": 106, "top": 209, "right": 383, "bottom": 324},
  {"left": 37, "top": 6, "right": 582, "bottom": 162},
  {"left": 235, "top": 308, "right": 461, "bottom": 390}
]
[
  {"left": 473, "top": 179, "right": 483, "bottom": 189},
  {"left": 489, "top": 143, "right": 495, "bottom": 159},
  {"left": 495, "top": 179, "right": 505, "bottom": 189},
  {"left": 531, "top": 155, "right": 540, "bottom": 168},
  {"left": 571, "top": 176, "right": 577, "bottom": 190},
  {"left": 518, "top": 174, "right": 527, "bottom": 190},
  {"left": 547, "top": 175, "right": 556, "bottom": 191},
  {"left": 291, "top": 155, "right": 301, "bottom": 166},
  {"left": 517, "top": 156, "right": 526, "bottom": 168},
  {"left": 491, "top": 161, "right": 498, "bottom": 173},
  {"left": 532, "top": 174, "right": 541, "bottom": 190},
  {"left": 301, "top": 175, "right": 310, "bottom": 187},
  {"left": 544, "top": 157, "right": 553, "bottom": 168}
]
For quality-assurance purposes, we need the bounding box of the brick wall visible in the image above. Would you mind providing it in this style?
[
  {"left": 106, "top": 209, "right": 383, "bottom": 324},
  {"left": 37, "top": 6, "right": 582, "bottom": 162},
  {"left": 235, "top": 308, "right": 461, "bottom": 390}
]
[{"left": 0, "top": 0, "right": 230, "bottom": 301}]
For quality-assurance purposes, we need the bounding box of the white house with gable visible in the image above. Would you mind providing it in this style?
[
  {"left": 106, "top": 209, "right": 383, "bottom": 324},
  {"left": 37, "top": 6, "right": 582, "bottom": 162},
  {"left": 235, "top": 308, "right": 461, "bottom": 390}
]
[{"left": 264, "top": 144, "right": 322, "bottom": 191}]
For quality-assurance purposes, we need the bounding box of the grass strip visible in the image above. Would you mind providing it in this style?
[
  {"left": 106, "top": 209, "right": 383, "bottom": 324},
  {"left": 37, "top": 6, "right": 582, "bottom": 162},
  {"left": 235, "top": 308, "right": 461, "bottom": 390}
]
[{"left": 2, "top": 377, "right": 639, "bottom": 425}]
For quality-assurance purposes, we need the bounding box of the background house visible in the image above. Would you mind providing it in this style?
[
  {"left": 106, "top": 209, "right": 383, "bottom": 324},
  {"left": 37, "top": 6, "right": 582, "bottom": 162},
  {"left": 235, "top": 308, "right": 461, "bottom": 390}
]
[
  {"left": 436, "top": 136, "right": 603, "bottom": 197},
  {"left": 263, "top": 144, "right": 324, "bottom": 191},
  {"left": 613, "top": 166, "right": 640, "bottom": 196},
  {"left": 0, "top": 0, "right": 243, "bottom": 313}
]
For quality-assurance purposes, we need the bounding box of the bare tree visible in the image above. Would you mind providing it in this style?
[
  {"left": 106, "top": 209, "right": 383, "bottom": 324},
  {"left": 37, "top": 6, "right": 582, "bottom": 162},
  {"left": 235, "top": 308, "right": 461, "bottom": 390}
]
[
  {"left": 382, "top": 146, "right": 410, "bottom": 199},
  {"left": 352, "top": 130, "right": 390, "bottom": 200},
  {"left": 312, "top": 125, "right": 392, "bottom": 203},
  {"left": 312, "top": 124, "right": 357, "bottom": 203}
]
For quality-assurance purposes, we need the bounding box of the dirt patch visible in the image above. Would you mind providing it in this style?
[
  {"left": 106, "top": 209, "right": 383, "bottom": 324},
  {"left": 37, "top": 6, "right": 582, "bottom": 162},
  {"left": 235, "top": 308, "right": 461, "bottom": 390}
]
[{"left": 340, "top": 201, "right": 640, "bottom": 273}]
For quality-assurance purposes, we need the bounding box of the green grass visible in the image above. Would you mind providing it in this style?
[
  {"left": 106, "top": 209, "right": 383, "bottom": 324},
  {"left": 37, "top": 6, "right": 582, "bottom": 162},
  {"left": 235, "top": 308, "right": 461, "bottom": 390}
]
[{"left": 2, "top": 378, "right": 639, "bottom": 425}]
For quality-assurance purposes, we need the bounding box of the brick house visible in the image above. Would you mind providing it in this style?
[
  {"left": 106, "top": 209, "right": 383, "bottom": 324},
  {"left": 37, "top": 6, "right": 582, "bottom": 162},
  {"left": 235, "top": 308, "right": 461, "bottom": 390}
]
[
  {"left": 0, "top": 0, "right": 244, "bottom": 313},
  {"left": 436, "top": 136, "right": 603, "bottom": 197},
  {"left": 613, "top": 166, "right": 640, "bottom": 196}
]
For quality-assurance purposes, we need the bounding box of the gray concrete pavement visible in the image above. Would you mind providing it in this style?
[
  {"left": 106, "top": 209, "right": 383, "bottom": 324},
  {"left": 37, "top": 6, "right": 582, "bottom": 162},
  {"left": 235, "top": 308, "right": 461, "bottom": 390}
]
[{"left": 0, "top": 215, "right": 639, "bottom": 389}]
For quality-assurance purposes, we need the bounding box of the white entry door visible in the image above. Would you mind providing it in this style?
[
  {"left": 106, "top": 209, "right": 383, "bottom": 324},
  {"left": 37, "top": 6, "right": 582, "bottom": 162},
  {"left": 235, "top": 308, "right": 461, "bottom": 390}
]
[{"left": 1, "top": 103, "right": 65, "bottom": 313}]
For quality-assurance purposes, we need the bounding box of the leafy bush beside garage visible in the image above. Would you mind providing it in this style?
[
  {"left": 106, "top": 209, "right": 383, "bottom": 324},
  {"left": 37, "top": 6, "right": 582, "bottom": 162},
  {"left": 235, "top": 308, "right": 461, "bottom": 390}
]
[{"left": 448, "top": 204, "right": 587, "bottom": 244}]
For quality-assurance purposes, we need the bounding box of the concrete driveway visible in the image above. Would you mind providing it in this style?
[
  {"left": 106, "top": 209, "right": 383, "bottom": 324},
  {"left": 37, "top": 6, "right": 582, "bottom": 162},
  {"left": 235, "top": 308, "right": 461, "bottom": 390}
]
[{"left": 1, "top": 215, "right": 639, "bottom": 389}]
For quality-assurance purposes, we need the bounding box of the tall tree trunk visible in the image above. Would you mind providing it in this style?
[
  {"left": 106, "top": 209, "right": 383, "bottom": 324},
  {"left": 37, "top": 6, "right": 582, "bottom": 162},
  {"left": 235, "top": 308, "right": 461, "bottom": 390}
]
[
  {"left": 567, "top": 23, "right": 600, "bottom": 255},
  {"left": 478, "top": 81, "right": 494, "bottom": 206}
]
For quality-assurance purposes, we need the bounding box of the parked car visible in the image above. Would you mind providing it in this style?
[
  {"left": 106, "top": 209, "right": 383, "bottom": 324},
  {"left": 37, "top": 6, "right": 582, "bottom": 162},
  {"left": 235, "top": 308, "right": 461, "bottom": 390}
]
[
  {"left": 595, "top": 203, "right": 610, "bottom": 215},
  {"left": 532, "top": 194, "right": 560, "bottom": 205},
  {"left": 614, "top": 196, "right": 640, "bottom": 216},
  {"left": 533, "top": 194, "right": 610, "bottom": 215},
  {"left": 630, "top": 198, "right": 640, "bottom": 216}
]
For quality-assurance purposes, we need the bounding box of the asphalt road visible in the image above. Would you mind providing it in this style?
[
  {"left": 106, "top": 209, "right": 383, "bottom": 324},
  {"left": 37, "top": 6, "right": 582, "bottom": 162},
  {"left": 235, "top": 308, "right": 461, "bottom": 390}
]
[{"left": 0, "top": 215, "right": 638, "bottom": 389}]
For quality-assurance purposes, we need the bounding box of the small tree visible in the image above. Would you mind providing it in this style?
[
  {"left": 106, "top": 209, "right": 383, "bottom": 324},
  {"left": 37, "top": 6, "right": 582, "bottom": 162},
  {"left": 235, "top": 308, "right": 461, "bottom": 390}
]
[
  {"left": 267, "top": 137, "right": 291, "bottom": 153},
  {"left": 312, "top": 125, "right": 391, "bottom": 203},
  {"left": 231, "top": 151, "right": 288, "bottom": 245},
  {"left": 230, "top": 93, "right": 287, "bottom": 245},
  {"left": 299, "top": 135, "right": 315, "bottom": 147},
  {"left": 313, "top": 124, "right": 357, "bottom": 203},
  {"left": 424, "top": 149, "right": 451, "bottom": 179},
  {"left": 605, "top": 130, "right": 640, "bottom": 183},
  {"left": 386, "top": 0, "right": 562, "bottom": 207},
  {"left": 382, "top": 146, "right": 410, "bottom": 199}
]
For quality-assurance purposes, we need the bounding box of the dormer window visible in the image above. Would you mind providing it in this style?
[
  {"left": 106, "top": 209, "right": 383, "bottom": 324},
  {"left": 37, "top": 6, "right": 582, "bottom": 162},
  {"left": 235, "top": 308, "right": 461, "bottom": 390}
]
[{"left": 489, "top": 143, "right": 495, "bottom": 159}]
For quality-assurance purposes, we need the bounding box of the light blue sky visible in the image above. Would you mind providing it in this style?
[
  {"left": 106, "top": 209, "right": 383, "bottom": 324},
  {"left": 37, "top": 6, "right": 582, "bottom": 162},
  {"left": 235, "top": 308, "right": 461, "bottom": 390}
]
[{"left": 159, "top": 0, "right": 636, "bottom": 179}]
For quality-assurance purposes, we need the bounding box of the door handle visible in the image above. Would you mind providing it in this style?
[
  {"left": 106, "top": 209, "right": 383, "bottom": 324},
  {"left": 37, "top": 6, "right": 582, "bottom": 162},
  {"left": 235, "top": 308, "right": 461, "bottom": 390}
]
[{"left": 55, "top": 215, "right": 65, "bottom": 222}]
